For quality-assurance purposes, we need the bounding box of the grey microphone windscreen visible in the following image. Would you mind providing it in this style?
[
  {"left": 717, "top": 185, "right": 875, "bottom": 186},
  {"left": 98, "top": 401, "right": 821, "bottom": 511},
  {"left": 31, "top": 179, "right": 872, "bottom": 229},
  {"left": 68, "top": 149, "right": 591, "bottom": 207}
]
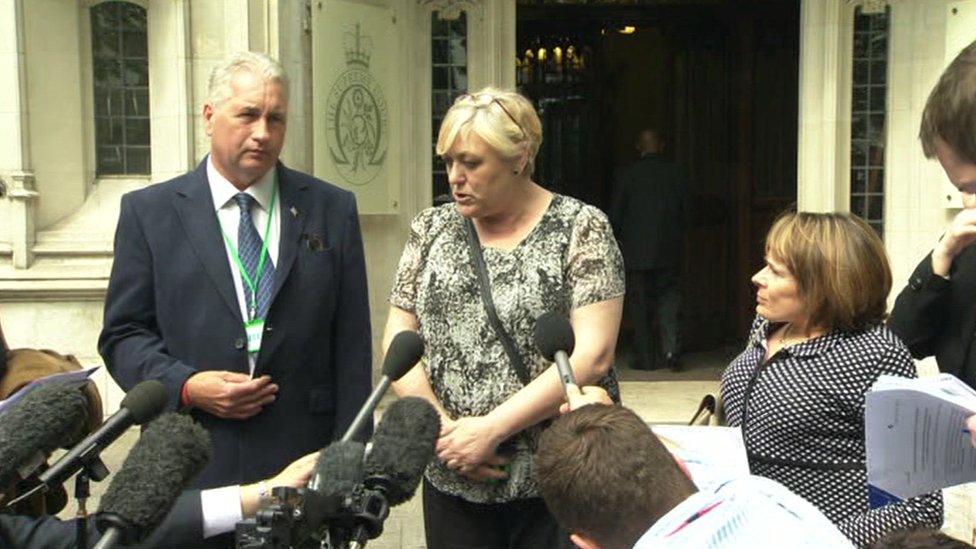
[
  {"left": 0, "top": 384, "right": 89, "bottom": 486},
  {"left": 364, "top": 397, "right": 440, "bottom": 505},
  {"left": 119, "top": 380, "right": 168, "bottom": 425},
  {"left": 309, "top": 440, "right": 365, "bottom": 498},
  {"left": 96, "top": 413, "right": 211, "bottom": 543}
]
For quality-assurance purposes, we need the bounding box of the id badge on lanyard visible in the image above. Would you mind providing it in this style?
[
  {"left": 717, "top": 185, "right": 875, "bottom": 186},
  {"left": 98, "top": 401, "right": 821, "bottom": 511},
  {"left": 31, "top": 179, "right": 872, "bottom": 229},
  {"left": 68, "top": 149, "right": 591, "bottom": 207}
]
[
  {"left": 219, "top": 177, "right": 278, "bottom": 356},
  {"left": 245, "top": 318, "right": 265, "bottom": 353}
]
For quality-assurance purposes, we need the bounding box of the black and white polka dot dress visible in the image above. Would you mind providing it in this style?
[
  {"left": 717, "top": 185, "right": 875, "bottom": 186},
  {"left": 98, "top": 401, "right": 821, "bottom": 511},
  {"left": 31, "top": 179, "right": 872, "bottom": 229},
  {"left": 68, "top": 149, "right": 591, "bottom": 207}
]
[{"left": 722, "top": 316, "right": 944, "bottom": 548}]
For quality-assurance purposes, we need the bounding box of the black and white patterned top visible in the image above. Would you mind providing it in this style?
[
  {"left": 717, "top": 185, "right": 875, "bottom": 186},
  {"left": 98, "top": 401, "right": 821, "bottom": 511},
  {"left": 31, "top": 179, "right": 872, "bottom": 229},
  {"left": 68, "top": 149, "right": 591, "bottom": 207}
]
[
  {"left": 722, "top": 316, "right": 944, "bottom": 547},
  {"left": 390, "top": 194, "right": 625, "bottom": 503}
]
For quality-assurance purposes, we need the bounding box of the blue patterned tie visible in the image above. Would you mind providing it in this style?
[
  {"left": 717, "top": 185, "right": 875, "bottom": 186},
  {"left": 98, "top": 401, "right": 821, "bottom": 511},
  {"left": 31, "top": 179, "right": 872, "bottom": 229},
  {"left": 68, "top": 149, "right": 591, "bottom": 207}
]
[{"left": 234, "top": 193, "right": 275, "bottom": 319}]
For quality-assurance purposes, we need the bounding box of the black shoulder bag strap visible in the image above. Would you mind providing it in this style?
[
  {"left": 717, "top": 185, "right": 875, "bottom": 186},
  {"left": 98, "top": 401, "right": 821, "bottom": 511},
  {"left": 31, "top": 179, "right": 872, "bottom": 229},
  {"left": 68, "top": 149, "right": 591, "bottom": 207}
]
[{"left": 464, "top": 217, "right": 532, "bottom": 385}]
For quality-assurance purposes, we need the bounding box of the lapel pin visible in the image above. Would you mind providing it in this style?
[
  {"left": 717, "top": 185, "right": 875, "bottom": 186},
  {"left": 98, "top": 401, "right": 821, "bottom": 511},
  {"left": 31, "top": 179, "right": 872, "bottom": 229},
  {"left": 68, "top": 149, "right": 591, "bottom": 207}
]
[{"left": 290, "top": 206, "right": 298, "bottom": 218}]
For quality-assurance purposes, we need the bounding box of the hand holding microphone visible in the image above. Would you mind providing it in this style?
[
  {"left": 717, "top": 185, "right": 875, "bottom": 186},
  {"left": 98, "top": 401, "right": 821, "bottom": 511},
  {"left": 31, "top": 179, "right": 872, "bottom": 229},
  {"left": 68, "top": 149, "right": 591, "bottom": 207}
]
[
  {"left": 560, "top": 385, "right": 614, "bottom": 413},
  {"left": 535, "top": 312, "right": 616, "bottom": 413}
]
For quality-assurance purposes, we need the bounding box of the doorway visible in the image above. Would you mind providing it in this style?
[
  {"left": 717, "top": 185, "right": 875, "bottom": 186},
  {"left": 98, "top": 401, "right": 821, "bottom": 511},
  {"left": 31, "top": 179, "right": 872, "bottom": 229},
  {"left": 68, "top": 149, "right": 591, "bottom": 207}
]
[{"left": 517, "top": 1, "right": 799, "bottom": 359}]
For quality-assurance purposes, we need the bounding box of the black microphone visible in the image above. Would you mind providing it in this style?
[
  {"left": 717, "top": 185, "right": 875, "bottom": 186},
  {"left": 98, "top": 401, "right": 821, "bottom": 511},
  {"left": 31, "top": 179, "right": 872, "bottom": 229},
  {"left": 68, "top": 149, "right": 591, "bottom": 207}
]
[
  {"left": 93, "top": 413, "right": 211, "bottom": 548},
  {"left": 305, "top": 440, "right": 365, "bottom": 529},
  {"left": 29, "top": 380, "right": 167, "bottom": 499},
  {"left": 364, "top": 396, "right": 440, "bottom": 505},
  {"left": 534, "top": 312, "right": 578, "bottom": 392},
  {"left": 346, "top": 397, "right": 440, "bottom": 548},
  {"left": 341, "top": 331, "right": 424, "bottom": 442},
  {"left": 0, "top": 384, "right": 89, "bottom": 491}
]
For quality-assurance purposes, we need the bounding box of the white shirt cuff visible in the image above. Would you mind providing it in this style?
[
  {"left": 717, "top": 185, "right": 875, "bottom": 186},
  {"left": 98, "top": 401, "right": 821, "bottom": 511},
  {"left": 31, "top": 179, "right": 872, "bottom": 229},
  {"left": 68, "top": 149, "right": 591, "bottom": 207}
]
[{"left": 200, "top": 485, "right": 243, "bottom": 539}]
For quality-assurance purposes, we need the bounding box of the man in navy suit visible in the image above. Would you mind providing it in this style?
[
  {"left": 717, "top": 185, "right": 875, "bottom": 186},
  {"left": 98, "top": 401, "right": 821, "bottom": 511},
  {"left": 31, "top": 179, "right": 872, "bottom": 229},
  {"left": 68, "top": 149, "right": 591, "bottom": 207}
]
[{"left": 98, "top": 51, "right": 372, "bottom": 495}]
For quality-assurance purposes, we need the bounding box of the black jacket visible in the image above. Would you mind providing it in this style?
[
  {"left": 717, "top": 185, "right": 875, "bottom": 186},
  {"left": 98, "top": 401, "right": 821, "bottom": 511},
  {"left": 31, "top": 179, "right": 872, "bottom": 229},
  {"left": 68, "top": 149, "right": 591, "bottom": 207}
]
[
  {"left": 0, "top": 490, "right": 204, "bottom": 548},
  {"left": 889, "top": 246, "right": 976, "bottom": 388},
  {"left": 609, "top": 154, "right": 689, "bottom": 270}
]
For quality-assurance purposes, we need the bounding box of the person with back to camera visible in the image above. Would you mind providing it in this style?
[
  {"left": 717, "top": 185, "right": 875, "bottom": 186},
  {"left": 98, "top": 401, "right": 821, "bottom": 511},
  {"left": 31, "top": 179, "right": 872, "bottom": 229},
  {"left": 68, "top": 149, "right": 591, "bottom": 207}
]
[
  {"left": 534, "top": 401, "right": 854, "bottom": 549},
  {"left": 721, "top": 212, "right": 943, "bottom": 547},
  {"left": 383, "top": 87, "right": 625, "bottom": 549}
]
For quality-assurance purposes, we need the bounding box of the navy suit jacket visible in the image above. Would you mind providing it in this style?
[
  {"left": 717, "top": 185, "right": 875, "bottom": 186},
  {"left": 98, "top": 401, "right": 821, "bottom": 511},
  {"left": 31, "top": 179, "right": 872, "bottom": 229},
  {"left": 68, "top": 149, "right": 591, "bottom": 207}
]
[
  {"left": 0, "top": 490, "right": 204, "bottom": 548},
  {"left": 98, "top": 160, "right": 372, "bottom": 489}
]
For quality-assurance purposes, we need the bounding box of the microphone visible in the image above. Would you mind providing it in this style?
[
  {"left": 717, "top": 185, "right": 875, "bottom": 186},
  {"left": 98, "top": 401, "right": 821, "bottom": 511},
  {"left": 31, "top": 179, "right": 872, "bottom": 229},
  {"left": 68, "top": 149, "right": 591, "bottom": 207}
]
[
  {"left": 305, "top": 440, "right": 365, "bottom": 529},
  {"left": 534, "top": 312, "right": 577, "bottom": 393},
  {"left": 0, "top": 384, "right": 89, "bottom": 492},
  {"left": 340, "top": 331, "right": 424, "bottom": 442},
  {"left": 363, "top": 396, "right": 440, "bottom": 506},
  {"left": 346, "top": 397, "right": 440, "bottom": 548},
  {"left": 93, "top": 413, "right": 211, "bottom": 548},
  {"left": 23, "top": 380, "right": 167, "bottom": 502}
]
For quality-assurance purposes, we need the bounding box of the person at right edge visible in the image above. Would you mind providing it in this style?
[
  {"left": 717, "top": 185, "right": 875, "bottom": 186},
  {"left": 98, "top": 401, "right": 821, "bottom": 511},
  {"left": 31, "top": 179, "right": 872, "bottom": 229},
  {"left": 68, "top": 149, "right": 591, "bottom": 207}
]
[
  {"left": 383, "top": 88, "right": 625, "bottom": 549},
  {"left": 889, "top": 40, "right": 976, "bottom": 446},
  {"left": 610, "top": 128, "right": 688, "bottom": 371}
]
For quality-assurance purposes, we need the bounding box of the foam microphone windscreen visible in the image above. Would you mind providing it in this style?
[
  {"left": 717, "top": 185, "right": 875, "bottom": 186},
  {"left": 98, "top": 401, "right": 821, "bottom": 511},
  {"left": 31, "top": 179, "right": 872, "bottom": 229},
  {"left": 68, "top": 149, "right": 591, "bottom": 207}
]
[
  {"left": 96, "top": 413, "right": 211, "bottom": 543},
  {"left": 382, "top": 331, "right": 425, "bottom": 381},
  {"left": 304, "top": 440, "right": 366, "bottom": 529},
  {"left": 533, "top": 312, "right": 576, "bottom": 362},
  {"left": 0, "top": 384, "right": 89, "bottom": 486},
  {"left": 119, "top": 379, "right": 168, "bottom": 424},
  {"left": 364, "top": 397, "right": 440, "bottom": 506},
  {"left": 309, "top": 440, "right": 365, "bottom": 498}
]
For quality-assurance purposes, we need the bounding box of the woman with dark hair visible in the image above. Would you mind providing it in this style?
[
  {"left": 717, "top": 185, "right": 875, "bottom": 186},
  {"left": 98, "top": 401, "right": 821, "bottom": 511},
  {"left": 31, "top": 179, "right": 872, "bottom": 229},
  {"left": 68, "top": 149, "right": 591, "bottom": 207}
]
[{"left": 722, "top": 212, "right": 943, "bottom": 547}]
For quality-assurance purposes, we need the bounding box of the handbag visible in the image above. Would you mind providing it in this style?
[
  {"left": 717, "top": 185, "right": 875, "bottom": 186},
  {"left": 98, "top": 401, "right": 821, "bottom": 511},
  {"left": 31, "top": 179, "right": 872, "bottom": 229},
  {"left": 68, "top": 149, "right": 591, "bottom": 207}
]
[{"left": 464, "top": 217, "right": 532, "bottom": 385}]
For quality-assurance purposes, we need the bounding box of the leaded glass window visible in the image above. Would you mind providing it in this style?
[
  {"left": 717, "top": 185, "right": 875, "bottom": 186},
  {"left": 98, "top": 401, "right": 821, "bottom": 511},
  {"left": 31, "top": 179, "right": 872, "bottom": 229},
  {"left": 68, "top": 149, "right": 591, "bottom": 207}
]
[
  {"left": 91, "top": 1, "right": 150, "bottom": 175},
  {"left": 431, "top": 13, "right": 467, "bottom": 205},
  {"left": 850, "top": 6, "right": 889, "bottom": 237}
]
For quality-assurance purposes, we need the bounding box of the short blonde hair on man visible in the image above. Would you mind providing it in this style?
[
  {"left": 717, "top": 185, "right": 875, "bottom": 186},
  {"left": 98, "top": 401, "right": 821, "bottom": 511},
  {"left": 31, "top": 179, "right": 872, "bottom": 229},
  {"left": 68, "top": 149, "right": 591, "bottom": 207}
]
[
  {"left": 764, "top": 211, "right": 891, "bottom": 333},
  {"left": 207, "top": 51, "right": 289, "bottom": 109},
  {"left": 435, "top": 87, "right": 543, "bottom": 175}
]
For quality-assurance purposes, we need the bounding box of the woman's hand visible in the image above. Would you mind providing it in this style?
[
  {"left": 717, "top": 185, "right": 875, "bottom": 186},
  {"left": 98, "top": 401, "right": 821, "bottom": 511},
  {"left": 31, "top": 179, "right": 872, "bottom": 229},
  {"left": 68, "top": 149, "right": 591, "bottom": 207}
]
[
  {"left": 457, "top": 454, "right": 511, "bottom": 483},
  {"left": 436, "top": 416, "right": 503, "bottom": 471},
  {"left": 560, "top": 385, "right": 613, "bottom": 413}
]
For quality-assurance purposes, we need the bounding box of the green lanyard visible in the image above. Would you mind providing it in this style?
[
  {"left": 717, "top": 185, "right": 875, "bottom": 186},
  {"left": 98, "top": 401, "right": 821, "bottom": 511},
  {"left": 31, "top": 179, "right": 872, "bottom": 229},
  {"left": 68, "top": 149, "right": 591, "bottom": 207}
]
[{"left": 219, "top": 177, "right": 278, "bottom": 321}]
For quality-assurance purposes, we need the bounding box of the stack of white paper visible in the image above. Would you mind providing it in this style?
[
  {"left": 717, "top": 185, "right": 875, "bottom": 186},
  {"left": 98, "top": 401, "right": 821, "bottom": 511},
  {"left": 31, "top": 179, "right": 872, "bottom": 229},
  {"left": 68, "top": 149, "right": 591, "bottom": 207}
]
[
  {"left": 650, "top": 424, "right": 750, "bottom": 490},
  {"left": 866, "top": 373, "right": 976, "bottom": 499}
]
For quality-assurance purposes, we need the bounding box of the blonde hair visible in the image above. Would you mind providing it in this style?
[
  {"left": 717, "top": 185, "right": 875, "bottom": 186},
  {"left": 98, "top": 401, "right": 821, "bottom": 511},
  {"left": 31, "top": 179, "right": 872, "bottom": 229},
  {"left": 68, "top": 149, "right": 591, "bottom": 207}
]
[
  {"left": 764, "top": 211, "right": 891, "bottom": 332},
  {"left": 207, "top": 51, "right": 288, "bottom": 109},
  {"left": 435, "top": 87, "right": 542, "bottom": 175}
]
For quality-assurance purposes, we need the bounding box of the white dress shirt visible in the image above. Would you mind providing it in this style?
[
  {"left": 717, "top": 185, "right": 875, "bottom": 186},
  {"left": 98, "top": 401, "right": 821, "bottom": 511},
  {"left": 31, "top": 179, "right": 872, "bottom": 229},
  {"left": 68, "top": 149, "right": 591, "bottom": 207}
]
[
  {"left": 198, "top": 157, "right": 282, "bottom": 537},
  {"left": 206, "top": 155, "right": 281, "bottom": 375}
]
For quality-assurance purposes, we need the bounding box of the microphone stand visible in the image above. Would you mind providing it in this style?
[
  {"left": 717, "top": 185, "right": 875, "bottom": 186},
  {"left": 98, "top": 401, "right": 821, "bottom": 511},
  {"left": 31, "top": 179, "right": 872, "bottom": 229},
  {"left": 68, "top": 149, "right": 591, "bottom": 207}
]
[
  {"left": 73, "top": 458, "right": 110, "bottom": 549},
  {"left": 75, "top": 471, "right": 89, "bottom": 549}
]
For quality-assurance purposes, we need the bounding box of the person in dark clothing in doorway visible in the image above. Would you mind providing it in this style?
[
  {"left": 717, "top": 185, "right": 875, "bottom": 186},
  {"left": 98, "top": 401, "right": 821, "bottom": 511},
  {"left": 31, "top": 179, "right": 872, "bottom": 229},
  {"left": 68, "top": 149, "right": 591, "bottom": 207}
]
[{"left": 610, "top": 129, "right": 689, "bottom": 371}]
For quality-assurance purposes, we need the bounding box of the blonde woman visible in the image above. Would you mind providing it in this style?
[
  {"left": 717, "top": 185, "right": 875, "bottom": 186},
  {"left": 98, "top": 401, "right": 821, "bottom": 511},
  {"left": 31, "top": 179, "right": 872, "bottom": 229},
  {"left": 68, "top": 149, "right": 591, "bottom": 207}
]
[
  {"left": 722, "top": 212, "right": 943, "bottom": 547},
  {"left": 383, "top": 88, "right": 624, "bottom": 548}
]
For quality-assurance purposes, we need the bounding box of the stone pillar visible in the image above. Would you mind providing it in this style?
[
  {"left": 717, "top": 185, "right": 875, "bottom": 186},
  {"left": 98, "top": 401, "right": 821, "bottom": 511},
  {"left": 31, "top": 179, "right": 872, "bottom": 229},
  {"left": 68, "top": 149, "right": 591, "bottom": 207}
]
[
  {"left": 0, "top": 0, "right": 36, "bottom": 268},
  {"left": 796, "top": 0, "right": 854, "bottom": 213},
  {"left": 148, "top": 0, "right": 194, "bottom": 183}
]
